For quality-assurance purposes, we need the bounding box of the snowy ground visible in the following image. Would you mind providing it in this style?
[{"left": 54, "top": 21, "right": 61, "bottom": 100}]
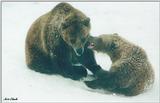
[{"left": 2, "top": 2, "right": 159, "bottom": 102}]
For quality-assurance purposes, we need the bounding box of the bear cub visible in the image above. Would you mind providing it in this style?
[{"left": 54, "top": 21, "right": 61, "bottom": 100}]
[{"left": 85, "top": 33, "right": 155, "bottom": 96}]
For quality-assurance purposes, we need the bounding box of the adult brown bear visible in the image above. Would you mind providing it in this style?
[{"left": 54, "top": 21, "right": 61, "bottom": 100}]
[{"left": 25, "top": 3, "right": 103, "bottom": 80}]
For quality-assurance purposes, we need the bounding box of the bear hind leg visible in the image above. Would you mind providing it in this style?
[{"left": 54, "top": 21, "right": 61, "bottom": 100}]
[{"left": 26, "top": 46, "right": 60, "bottom": 75}]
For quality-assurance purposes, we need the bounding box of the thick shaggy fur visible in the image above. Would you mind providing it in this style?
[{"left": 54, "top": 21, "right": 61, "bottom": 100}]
[
  {"left": 85, "top": 34, "right": 155, "bottom": 96},
  {"left": 25, "top": 3, "right": 103, "bottom": 80}
]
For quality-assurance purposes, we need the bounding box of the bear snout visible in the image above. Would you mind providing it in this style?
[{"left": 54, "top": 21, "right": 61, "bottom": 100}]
[{"left": 88, "top": 42, "right": 95, "bottom": 49}]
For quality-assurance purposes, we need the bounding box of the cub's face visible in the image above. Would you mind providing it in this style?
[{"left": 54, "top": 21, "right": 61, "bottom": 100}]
[
  {"left": 60, "top": 17, "right": 90, "bottom": 56},
  {"left": 88, "top": 34, "right": 119, "bottom": 52},
  {"left": 87, "top": 36, "right": 104, "bottom": 51}
]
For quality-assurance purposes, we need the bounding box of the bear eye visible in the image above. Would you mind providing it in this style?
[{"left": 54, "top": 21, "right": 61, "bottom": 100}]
[
  {"left": 62, "top": 23, "right": 70, "bottom": 29},
  {"left": 62, "top": 24, "right": 68, "bottom": 29},
  {"left": 110, "top": 42, "right": 117, "bottom": 50}
]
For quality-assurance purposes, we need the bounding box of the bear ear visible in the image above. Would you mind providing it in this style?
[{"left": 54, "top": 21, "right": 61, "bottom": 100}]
[{"left": 82, "top": 18, "right": 90, "bottom": 26}]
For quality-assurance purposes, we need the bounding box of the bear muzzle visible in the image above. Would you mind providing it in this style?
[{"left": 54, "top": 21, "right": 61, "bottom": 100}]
[{"left": 88, "top": 42, "right": 95, "bottom": 49}]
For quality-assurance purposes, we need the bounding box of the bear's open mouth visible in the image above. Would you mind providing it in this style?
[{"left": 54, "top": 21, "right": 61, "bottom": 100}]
[
  {"left": 88, "top": 43, "right": 95, "bottom": 49},
  {"left": 74, "top": 47, "right": 84, "bottom": 56}
]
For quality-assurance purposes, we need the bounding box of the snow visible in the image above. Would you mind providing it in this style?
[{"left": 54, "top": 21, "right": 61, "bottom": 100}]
[{"left": 2, "top": 2, "right": 159, "bottom": 102}]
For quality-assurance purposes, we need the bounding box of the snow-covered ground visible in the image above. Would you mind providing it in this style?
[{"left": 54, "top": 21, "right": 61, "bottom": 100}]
[{"left": 2, "top": 2, "right": 159, "bottom": 102}]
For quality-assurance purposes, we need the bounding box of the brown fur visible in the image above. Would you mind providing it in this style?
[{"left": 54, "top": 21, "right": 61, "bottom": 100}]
[
  {"left": 85, "top": 34, "right": 155, "bottom": 96},
  {"left": 25, "top": 3, "right": 103, "bottom": 80}
]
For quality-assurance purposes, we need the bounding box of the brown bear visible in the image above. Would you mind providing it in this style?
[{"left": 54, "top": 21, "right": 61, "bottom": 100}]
[
  {"left": 25, "top": 3, "right": 103, "bottom": 80},
  {"left": 85, "top": 33, "right": 155, "bottom": 96}
]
